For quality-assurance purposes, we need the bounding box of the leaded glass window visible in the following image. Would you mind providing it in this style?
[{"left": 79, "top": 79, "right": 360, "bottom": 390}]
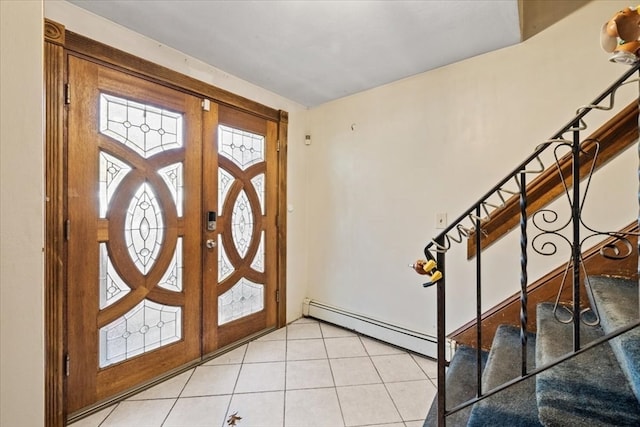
[
  {"left": 218, "top": 125, "right": 264, "bottom": 170},
  {"left": 158, "top": 163, "right": 184, "bottom": 217},
  {"left": 158, "top": 237, "right": 183, "bottom": 292},
  {"left": 218, "top": 234, "right": 233, "bottom": 282},
  {"left": 99, "top": 152, "right": 132, "bottom": 218},
  {"left": 99, "top": 300, "right": 182, "bottom": 368},
  {"left": 218, "top": 279, "right": 264, "bottom": 325},
  {"left": 218, "top": 168, "right": 233, "bottom": 214},
  {"left": 99, "top": 243, "right": 131, "bottom": 309},
  {"left": 231, "top": 189, "right": 253, "bottom": 258},
  {"left": 99, "top": 93, "right": 183, "bottom": 159},
  {"left": 125, "top": 183, "right": 164, "bottom": 275},
  {"left": 251, "top": 173, "right": 265, "bottom": 215},
  {"left": 250, "top": 231, "right": 265, "bottom": 273}
]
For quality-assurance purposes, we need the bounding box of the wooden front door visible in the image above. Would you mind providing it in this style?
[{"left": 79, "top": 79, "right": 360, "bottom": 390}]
[{"left": 66, "top": 56, "right": 280, "bottom": 414}]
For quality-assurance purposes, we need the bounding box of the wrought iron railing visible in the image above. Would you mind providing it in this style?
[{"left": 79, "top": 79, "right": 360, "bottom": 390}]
[{"left": 420, "top": 62, "right": 640, "bottom": 426}]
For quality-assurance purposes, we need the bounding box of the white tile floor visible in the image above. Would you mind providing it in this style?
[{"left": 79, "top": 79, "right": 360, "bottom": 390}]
[{"left": 70, "top": 317, "right": 437, "bottom": 427}]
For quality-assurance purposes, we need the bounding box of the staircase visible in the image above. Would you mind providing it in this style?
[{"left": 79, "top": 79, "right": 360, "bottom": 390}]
[
  {"left": 424, "top": 275, "right": 640, "bottom": 426},
  {"left": 419, "top": 63, "right": 640, "bottom": 426}
]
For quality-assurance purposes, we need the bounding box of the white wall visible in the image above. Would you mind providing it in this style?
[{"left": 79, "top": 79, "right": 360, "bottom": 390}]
[
  {"left": 304, "top": 0, "right": 638, "bottom": 342},
  {"left": 44, "top": 0, "right": 311, "bottom": 324},
  {"left": 0, "top": 1, "right": 45, "bottom": 426}
]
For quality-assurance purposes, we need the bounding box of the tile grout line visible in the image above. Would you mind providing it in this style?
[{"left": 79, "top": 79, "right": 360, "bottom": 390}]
[
  {"left": 320, "top": 322, "right": 348, "bottom": 427},
  {"left": 96, "top": 403, "right": 118, "bottom": 427},
  {"left": 282, "top": 324, "right": 288, "bottom": 427},
  {"left": 223, "top": 344, "right": 248, "bottom": 427},
  {"left": 160, "top": 367, "right": 198, "bottom": 427},
  {"left": 361, "top": 335, "right": 411, "bottom": 425}
]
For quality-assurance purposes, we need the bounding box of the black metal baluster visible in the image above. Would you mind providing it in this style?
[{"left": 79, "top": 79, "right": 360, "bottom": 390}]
[
  {"left": 475, "top": 206, "right": 483, "bottom": 396},
  {"left": 437, "top": 238, "right": 446, "bottom": 426},
  {"left": 520, "top": 171, "right": 528, "bottom": 375},
  {"left": 572, "top": 120, "right": 581, "bottom": 352}
]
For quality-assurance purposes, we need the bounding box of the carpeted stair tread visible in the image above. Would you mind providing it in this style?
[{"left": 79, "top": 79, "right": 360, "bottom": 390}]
[
  {"left": 423, "top": 345, "right": 488, "bottom": 427},
  {"left": 467, "top": 324, "right": 541, "bottom": 426},
  {"left": 536, "top": 302, "right": 640, "bottom": 426},
  {"left": 589, "top": 275, "right": 640, "bottom": 402}
]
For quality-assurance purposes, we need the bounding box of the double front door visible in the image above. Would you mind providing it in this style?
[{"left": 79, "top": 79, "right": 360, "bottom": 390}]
[{"left": 66, "top": 56, "right": 279, "bottom": 413}]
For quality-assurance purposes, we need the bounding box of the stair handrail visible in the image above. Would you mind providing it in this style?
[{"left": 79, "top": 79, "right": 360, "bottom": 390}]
[{"left": 422, "top": 62, "right": 640, "bottom": 263}]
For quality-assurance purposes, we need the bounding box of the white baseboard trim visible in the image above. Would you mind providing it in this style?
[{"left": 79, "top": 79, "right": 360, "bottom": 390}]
[{"left": 303, "top": 298, "right": 440, "bottom": 359}]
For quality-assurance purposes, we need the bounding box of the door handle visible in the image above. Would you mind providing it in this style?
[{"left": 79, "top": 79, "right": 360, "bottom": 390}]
[{"left": 206, "top": 239, "right": 216, "bottom": 249}]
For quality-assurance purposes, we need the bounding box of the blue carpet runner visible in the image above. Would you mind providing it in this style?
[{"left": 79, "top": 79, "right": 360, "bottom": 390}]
[
  {"left": 467, "top": 324, "right": 540, "bottom": 426},
  {"left": 589, "top": 275, "right": 640, "bottom": 402},
  {"left": 423, "top": 346, "right": 487, "bottom": 427},
  {"left": 424, "top": 277, "right": 639, "bottom": 426},
  {"left": 536, "top": 302, "right": 640, "bottom": 426}
]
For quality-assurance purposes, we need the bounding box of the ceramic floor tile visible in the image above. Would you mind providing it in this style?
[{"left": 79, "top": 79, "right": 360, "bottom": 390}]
[
  {"left": 411, "top": 354, "right": 438, "bottom": 379},
  {"left": 68, "top": 406, "right": 115, "bottom": 427},
  {"left": 100, "top": 399, "right": 175, "bottom": 427},
  {"left": 257, "top": 327, "right": 287, "bottom": 341},
  {"left": 69, "top": 320, "right": 437, "bottom": 427},
  {"left": 385, "top": 380, "right": 435, "bottom": 421},
  {"left": 180, "top": 364, "right": 241, "bottom": 397},
  {"left": 162, "top": 395, "right": 231, "bottom": 427},
  {"left": 287, "top": 322, "right": 322, "bottom": 339},
  {"left": 127, "top": 369, "right": 193, "bottom": 400},
  {"left": 285, "top": 388, "right": 345, "bottom": 427},
  {"left": 204, "top": 344, "right": 247, "bottom": 366},
  {"left": 320, "top": 322, "right": 357, "bottom": 338},
  {"left": 244, "top": 339, "right": 286, "bottom": 363},
  {"left": 361, "top": 336, "right": 405, "bottom": 356},
  {"left": 336, "top": 384, "right": 402, "bottom": 426},
  {"left": 227, "top": 391, "right": 285, "bottom": 427},
  {"left": 286, "top": 359, "right": 335, "bottom": 390},
  {"left": 235, "top": 361, "right": 286, "bottom": 393},
  {"left": 371, "top": 354, "right": 427, "bottom": 383},
  {"left": 330, "top": 356, "right": 382, "bottom": 386},
  {"left": 325, "top": 337, "right": 367, "bottom": 358},
  {"left": 286, "top": 338, "right": 327, "bottom": 360}
]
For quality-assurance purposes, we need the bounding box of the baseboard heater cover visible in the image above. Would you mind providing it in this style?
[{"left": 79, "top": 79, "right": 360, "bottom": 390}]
[{"left": 304, "top": 298, "right": 447, "bottom": 359}]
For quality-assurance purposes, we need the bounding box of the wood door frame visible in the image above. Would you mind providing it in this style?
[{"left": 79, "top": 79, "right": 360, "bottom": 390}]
[{"left": 44, "top": 19, "right": 288, "bottom": 426}]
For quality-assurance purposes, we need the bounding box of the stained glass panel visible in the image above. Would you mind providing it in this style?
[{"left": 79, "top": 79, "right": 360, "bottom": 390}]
[
  {"left": 100, "top": 93, "right": 183, "bottom": 159},
  {"left": 158, "top": 163, "right": 183, "bottom": 217},
  {"left": 231, "top": 190, "right": 253, "bottom": 258},
  {"left": 158, "top": 237, "right": 182, "bottom": 292},
  {"left": 218, "top": 168, "right": 233, "bottom": 214},
  {"left": 251, "top": 173, "right": 265, "bottom": 215},
  {"left": 218, "top": 235, "right": 233, "bottom": 282},
  {"left": 218, "top": 279, "right": 264, "bottom": 325},
  {"left": 99, "top": 300, "right": 182, "bottom": 368},
  {"left": 99, "top": 243, "right": 131, "bottom": 309},
  {"left": 250, "top": 231, "right": 265, "bottom": 273},
  {"left": 99, "top": 152, "right": 132, "bottom": 218},
  {"left": 218, "top": 125, "right": 264, "bottom": 170},
  {"left": 125, "top": 183, "right": 164, "bottom": 274}
]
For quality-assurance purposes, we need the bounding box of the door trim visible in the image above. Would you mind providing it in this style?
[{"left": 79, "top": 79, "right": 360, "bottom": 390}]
[{"left": 44, "top": 18, "right": 288, "bottom": 426}]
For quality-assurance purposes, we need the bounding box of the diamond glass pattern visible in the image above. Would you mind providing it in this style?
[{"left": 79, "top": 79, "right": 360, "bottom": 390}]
[
  {"left": 218, "top": 279, "right": 264, "bottom": 325},
  {"left": 218, "top": 125, "right": 264, "bottom": 170},
  {"left": 125, "top": 183, "right": 164, "bottom": 274},
  {"left": 100, "top": 93, "right": 183, "bottom": 159},
  {"left": 99, "top": 299, "right": 182, "bottom": 368},
  {"left": 99, "top": 152, "right": 132, "bottom": 218}
]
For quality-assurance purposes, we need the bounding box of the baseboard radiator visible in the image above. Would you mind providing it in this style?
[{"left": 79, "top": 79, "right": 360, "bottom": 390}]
[{"left": 303, "top": 298, "right": 446, "bottom": 359}]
